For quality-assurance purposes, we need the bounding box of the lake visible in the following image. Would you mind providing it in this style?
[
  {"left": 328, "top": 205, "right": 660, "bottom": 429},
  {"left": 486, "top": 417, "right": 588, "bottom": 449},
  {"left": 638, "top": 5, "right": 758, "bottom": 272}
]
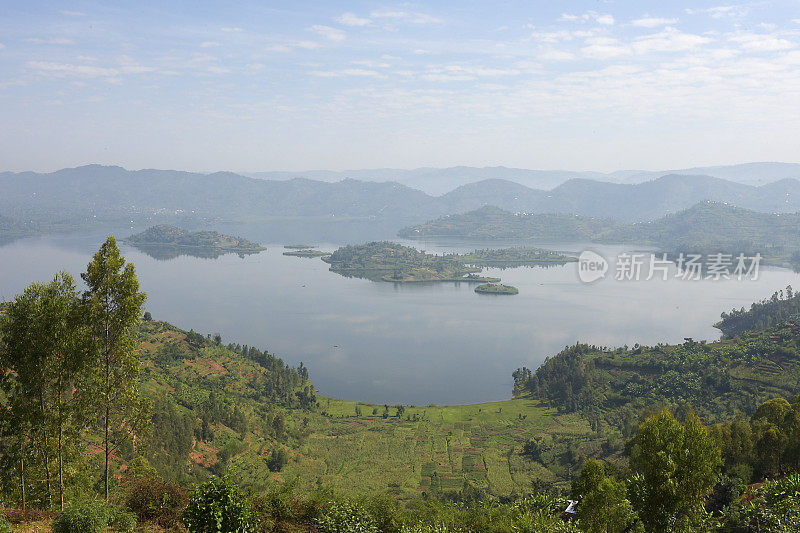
[{"left": 1, "top": 222, "right": 798, "bottom": 405}]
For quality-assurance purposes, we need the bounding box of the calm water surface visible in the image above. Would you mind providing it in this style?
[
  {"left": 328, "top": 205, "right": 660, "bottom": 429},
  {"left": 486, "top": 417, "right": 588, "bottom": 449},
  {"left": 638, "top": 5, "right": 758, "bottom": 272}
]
[{"left": 1, "top": 224, "right": 798, "bottom": 405}]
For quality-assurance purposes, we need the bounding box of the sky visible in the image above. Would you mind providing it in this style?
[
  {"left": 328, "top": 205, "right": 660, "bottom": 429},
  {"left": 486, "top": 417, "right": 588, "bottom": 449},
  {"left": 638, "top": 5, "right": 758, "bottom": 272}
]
[{"left": 1, "top": 1, "right": 800, "bottom": 173}]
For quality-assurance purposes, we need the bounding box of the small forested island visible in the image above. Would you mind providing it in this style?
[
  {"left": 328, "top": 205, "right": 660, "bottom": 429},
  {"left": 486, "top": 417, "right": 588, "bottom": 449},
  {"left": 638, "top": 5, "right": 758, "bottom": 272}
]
[
  {"left": 323, "top": 241, "right": 500, "bottom": 282},
  {"left": 474, "top": 283, "right": 519, "bottom": 295},
  {"left": 284, "top": 244, "right": 317, "bottom": 249},
  {"left": 282, "top": 249, "right": 330, "bottom": 258},
  {"left": 125, "top": 225, "right": 265, "bottom": 259},
  {"left": 457, "top": 247, "right": 576, "bottom": 267}
]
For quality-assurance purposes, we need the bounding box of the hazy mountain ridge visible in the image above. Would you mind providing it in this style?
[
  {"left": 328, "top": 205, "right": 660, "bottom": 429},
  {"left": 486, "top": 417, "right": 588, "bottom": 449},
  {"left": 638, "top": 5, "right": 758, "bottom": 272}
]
[
  {"left": 3, "top": 165, "right": 800, "bottom": 233},
  {"left": 242, "top": 162, "right": 800, "bottom": 194}
]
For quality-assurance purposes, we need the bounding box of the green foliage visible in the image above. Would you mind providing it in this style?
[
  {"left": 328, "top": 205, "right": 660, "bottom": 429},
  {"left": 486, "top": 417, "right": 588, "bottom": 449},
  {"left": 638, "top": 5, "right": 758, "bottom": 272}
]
[
  {"left": 627, "top": 410, "right": 721, "bottom": 532},
  {"left": 324, "top": 241, "right": 497, "bottom": 283},
  {"left": 125, "top": 225, "right": 265, "bottom": 259},
  {"left": 717, "top": 286, "right": 800, "bottom": 338},
  {"left": 82, "top": 236, "right": 149, "bottom": 501},
  {"left": 52, "top": 500, "right": 134, "bottom": 533},
  {"left": 182, "top": 476, "right": 256, "bottom": 533},
  {"left": 0, "top": 271, "right": 91, "bottom": 509},
  {"left": 0, "top": 515, "right": 11, "bottom": 533},
  {"left": 474, "top": 283, "right": 519, "bottom": 295},
  {"left": 124, "top": 476, "right": 187, "bottom": 528},
  {"left": 314, "top": 501, "right": 380, "bottom": 533},
  {"left": 266, "top": 446, "right": 288, "bottom": 473},
  {"left": 734, "top": 473, "right": 800, "bottom": 532},
  {"left": 577, "top": 477, "right": 639, "bottom": 533}
]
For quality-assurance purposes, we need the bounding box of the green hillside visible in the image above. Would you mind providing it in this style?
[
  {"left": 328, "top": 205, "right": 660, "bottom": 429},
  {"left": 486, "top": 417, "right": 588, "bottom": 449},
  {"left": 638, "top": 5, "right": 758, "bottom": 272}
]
[{"left": 401, "top": 202, "right": 800, "bottom": 265}]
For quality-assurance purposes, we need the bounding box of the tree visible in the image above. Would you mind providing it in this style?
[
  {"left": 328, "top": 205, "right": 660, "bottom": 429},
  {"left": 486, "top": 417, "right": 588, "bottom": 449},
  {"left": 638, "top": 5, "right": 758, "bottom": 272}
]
[
  {"left": 81, "top": 236, "right": 148, "bottom": 501},
  {"left": 0, "top": 272, "right": 90, "bottom": 510},
  {"left": 578, "top": 477, "right": 639, "bottom": 533},
  {"left": 628, "top": 410, "right": 721, "bottom": 532}
]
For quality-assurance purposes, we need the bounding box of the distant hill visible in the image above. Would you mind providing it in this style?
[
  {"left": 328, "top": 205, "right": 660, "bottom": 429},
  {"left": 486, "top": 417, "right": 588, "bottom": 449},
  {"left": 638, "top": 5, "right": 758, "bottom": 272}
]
[
  {"left": 401, "top": 202, "right": 800, "bottom": 262},
  {"left": 398, "top": 205, "right": 621, "bottom": 240},
  {"left": 243, "top": 162, "right": 800, "bottom": 194},
  {"left": 4, "top": 165, "right": 800, "bottom": 232}
]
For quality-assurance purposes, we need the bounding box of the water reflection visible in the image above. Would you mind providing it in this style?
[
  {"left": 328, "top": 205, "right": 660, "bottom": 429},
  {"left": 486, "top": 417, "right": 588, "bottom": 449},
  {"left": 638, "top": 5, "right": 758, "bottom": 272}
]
[{"left": 1, "top": 228, "right": 799, "bottom": 405}]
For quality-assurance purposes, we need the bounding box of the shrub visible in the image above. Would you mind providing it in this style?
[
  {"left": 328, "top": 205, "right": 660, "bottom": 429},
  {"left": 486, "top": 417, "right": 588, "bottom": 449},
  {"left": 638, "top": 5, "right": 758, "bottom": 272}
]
[
  {"left": 314, "top": 501, "right": 379, "bottom": 533},
  {"left": 107, "top": 507, "right": 137, "bottom": 532},
  {"left": 266, "top": 446, "right": 288, "bottom": 473},
  {"left": 0, "top": 515, "right": 12, "bottom": 533},
  {"left": 52, "top": 501, "right": 110, "bottom": 533},
  {"left": 125, "top": 476, "right": 187, "bottom": 528},
  {"left": 182, "top": 476, "right": 256, "bottom": 533}
]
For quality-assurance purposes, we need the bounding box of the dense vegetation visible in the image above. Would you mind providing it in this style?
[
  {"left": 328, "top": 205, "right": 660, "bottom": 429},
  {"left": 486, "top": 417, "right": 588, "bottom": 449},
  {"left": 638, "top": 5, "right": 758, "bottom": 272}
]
[
  {"left": 283, "top": 249, "right": 330, "bottom": 258},
  {"left": 323, "top": 241, "right": 498, "bottom": 282},
  {"left": 401, "top": 203, "right": 800, "bottom": 265},
  {"left": 398, "top": 206, "right": 620, "bottom": 240},
  {"left": 125, "top": 225, "right": 265, "bottom": 259},
  {"left": 474, "top": 284, "right": 519, "bottom": 295},
  {"left": 456, "top": 247, "right": 576, "bottom": 268},
  {"left": 716, "top": 286, "right": 800, "bottom": 338}
]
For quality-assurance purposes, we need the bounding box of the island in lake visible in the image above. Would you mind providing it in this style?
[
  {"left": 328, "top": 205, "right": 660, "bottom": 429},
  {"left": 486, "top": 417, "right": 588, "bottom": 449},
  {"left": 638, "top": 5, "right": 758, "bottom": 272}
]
[
  {"left": 284, "top": 244, "right": 318, "bottom": 249},
  {"left": 457, "top": 247, "right": 577, "bottom": 268},
  {"left": 125, "top": 225, "right": 266, "bottom": 260},
  {"left": 323, "top": 241, "right": 502, "bottom": 282},
  {"left": 474, "top": 283, "right": 519, "bottom": 295},
  {"left": 283, "top": 249, "right": 330, "bottom": 258}
]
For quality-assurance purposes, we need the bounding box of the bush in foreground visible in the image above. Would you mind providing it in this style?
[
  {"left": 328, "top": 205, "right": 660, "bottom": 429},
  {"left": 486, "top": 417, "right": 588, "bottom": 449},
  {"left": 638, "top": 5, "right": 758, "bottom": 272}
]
[
  {"left": 183, "top": 476, "right": 256, "bottom": 533},
  {"left": 52, "top": 501, "right": 135, "bottom": 533}
]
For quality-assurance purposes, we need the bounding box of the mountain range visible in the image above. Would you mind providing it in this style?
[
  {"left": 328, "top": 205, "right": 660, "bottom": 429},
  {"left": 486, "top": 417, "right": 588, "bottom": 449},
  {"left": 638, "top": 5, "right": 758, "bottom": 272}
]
[
  {"left": 243, "top": 162, "right": 800, "bottom": 194},
  {"left": 3, "top": 165, "right": 800, "bottom": 231}
]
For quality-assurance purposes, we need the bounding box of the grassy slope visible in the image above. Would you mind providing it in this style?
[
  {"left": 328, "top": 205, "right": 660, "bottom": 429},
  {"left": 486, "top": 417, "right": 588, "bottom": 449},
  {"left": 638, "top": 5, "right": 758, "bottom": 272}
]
[{"left": 136, "top": 320, "right": 592, "bottom": 501}]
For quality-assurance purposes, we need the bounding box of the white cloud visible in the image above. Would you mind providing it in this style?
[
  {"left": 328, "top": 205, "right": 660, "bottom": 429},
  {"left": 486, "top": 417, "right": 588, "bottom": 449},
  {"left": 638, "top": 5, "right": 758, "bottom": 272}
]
[
  {"left": 596, "top": 15, "right": 615, "bottom": 26},
  {"left": 311, "top": 68, "right": 385, "bottom": 78},
  {"left": 0, "top": 43, "right": 5, "bottom": 50},
  {"left": 336, "top": 12, "right": 372, "bottom": 27},
  {"left": 351, "top": 59, "right": 391, "bottom": 68},
  {"left": 632, "top": 17, "right": 679, "bottom": 28},
  {"left": 538, "top": 49, "right": 577, "bottom": 62},
  {"left": 27, "top": 61, "right": 154, "bottom": 78},
  {"left": 370, "top": 10, "right": 442, "bottom": 24},
  {"left": 265, "top": 44, "right": 292, "bottom": 52},
  {"left": 560, "top": 12, "right": 614, "bottom": 25},
  {"left": 530, "top": 29, "right": 596, "bottom": 43},
  {"left": 294, "top": 40, "right": 322, "bottom": 50},
  {"left": 25, "top": 37, "right": 75, "bottom": 45},
  {"left": 200, "top": 41, "right": 220, "bottom": 48},
  {"left": 310, "top": 25, "right": 346, "bottom": 42},
  {"left": 730, "top": 32, "right": 795, "bottom": 52},
  {"left": 581, "top": 37, "right": 631, "bottom": 59},
  {"left": 220, "top": 27, "right": 244, "bottom": 32},
  {"left": 686, "top": 6, "right": 749, "bottom": 19},
  {"left": 60, "top": 10, "right": 85, "bottom": 16},
  {"left": 633, "top": 28, "right": 712, "bottom": 54}
]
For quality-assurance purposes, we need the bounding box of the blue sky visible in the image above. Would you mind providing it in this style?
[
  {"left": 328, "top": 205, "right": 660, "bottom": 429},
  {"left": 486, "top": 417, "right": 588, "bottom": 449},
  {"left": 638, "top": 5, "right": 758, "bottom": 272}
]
[{"left": 1, "top": 1, "right": 799, "bottom": 172}]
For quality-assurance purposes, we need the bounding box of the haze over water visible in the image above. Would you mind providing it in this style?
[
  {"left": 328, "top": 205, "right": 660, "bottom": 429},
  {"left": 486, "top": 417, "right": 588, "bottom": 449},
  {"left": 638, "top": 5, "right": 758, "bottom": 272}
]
[{"left": 2, "top": 223, "right": 797, "bottom": 405}]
